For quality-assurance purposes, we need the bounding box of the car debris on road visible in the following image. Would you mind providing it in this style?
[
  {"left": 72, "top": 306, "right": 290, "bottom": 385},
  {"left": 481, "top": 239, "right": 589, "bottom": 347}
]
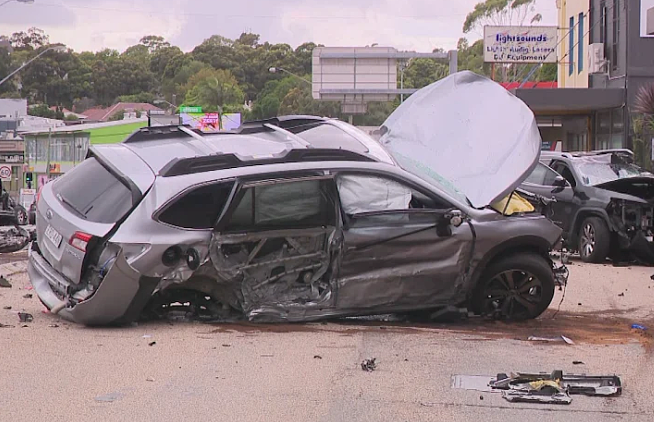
[
  {"left": 361, "top": 358, "right": 377, "bottom": 372},
  {"left": 453, "top": 370, "right": 622, "bottom": 405}
]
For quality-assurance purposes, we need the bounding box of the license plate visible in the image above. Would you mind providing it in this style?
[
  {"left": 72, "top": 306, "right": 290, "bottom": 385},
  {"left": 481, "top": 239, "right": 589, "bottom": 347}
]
[{"left": 44, "top": 225, "right": 63, "bottom": 248}]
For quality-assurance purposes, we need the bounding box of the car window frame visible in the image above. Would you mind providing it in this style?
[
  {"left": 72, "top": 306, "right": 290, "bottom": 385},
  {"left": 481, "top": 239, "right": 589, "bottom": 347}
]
[
  {"left": 153, "top": 178, "right": 238, "bottom": 231},
  {"left": 215, "top": 173, "right": 339, "bottom": 234},
  {"left": 333, "top": 170, "right": 455, "bottom": 229},
  {"left": 551, "top": 160, "right": 577, "bottom": 188},
  {"left": 523, "top": 162, "right": 565, "bottom": 188}
]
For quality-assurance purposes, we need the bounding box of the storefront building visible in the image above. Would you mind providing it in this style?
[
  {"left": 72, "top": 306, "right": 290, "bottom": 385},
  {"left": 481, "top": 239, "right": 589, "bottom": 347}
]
[
  {"left": 532, "top": 0, "right": 654, "bottom": 152},
  {"left": 0, "top": 140, "right": 25, "bottom": 195}
]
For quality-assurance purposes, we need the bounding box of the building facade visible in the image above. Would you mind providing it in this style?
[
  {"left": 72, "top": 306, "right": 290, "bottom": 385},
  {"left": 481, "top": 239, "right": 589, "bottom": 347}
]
[{"left": 514, "top": 0, "right": 654, "bottom": 153}]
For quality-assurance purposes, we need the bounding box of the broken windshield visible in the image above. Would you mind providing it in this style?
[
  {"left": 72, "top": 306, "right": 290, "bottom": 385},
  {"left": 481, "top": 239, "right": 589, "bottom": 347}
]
[{"left": 572, "top": 156, "right": 654, "bottom": 186}]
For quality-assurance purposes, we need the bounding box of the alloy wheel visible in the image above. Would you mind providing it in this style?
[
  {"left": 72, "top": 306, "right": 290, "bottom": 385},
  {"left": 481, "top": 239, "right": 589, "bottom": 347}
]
[
  {"left": 16, "top": 211, "right": 27, "bottom": 225},
  {"left": 580, "top": 223, "right": 595, "bottom": 258},
  {"left": 481, "top": 269, "right": 544, "bottom": 319}
]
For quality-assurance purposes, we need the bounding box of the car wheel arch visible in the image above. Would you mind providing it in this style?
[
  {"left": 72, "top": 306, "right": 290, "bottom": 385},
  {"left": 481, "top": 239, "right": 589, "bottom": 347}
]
[
  {"left": 569, "top": 208, "right": 614, "bottom": 246},
  {"left": 467, "top": 235, "right": 553, "bottom": 300}
]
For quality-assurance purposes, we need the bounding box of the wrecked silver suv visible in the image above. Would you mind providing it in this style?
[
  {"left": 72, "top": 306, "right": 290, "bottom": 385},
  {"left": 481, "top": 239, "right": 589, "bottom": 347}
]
[{"left": 28, "top": 71, "right": 566, "bottom": 326}]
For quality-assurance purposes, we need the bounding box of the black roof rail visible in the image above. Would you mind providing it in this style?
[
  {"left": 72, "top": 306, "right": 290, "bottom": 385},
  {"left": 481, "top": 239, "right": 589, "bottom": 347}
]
[
  {"left": 160, "top": 148, "right": 375, "bottom": 177},
  {"left": 237, "top": 115, "right": 329, "bottom": 134},
  {"left": 123, "top": 124, "right": 208, "bottom": 143}
]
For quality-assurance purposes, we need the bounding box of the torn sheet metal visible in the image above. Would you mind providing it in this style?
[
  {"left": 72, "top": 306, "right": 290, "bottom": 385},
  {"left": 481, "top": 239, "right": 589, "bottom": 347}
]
[
  {"left": 490, "top": 371, "right": 622, "bottom": 397},
  {"left": 379, "top": 71, "right": 541, "bottom": 209},
  {"left": 209, "top": 227, "right": 337, "bottom": 318}
]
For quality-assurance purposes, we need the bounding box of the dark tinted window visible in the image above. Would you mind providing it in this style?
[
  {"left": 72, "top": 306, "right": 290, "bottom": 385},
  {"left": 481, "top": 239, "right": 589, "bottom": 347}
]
[
  {"left": 159, "top": 182, "right": 234, "bottom": 229},
  {"left": 52, "top": 157, "right": 133, "bottom": 224},
  {"left": 224, "top": 179, "right": 334, "bottom": 232}
]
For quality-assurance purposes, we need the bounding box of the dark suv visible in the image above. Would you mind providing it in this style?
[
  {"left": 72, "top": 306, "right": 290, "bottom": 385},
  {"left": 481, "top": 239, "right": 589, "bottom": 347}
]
[{"left": 520, "top": 149, "right": 654, "bottom": 264}]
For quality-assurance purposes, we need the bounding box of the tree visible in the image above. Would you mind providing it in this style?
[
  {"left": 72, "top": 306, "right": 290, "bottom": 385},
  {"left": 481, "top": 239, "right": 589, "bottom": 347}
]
[
  {"left": 139, "top": 35, "right": 170, "bottom": 53},
  {"left": 463, "top": 0, "right": 538, "bottom": 34},
  {"left": 403, "top": 58, "right": 449, "bottom": 89},
  {"left": 184, "top": 68, "right": 245, "bottom": 110},
  {"left": 108, "top": 109, "right": 125, "bottom": 121},
  {"left": 9, "top": 27, "right": 49, "bottom": 51},
  {"left": 462, "top": 0, "right": 545, "bottom": 83}
]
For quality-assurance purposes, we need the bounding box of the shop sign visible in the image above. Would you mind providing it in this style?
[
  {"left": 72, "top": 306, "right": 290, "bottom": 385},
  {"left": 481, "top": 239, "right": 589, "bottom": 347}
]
[
  {"left": 0, "top": 154, "right": 24, "bottom": 164},
  {"left": 484, "top": 26, "right": 558, "bottom": 63}
]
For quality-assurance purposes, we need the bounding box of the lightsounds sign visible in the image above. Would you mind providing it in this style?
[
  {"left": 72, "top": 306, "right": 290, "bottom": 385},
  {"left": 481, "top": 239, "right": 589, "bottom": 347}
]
[{"left": 484, "top": 26, "right": 558, "bottom": 64}]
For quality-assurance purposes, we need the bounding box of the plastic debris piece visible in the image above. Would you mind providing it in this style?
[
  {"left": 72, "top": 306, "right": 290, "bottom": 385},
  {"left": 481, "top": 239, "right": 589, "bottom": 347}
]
[
  {"left": 22, "top": 294, "right": 32, "bottom": 299},
  {"left": 573, "top": 361, "right": 585, "bottom": 365},
  {"left": 3, "top": 306, "right": 11, "bottom": 310},
  {"left": 146, "top": 377, "right": 155, "bottom": 382},
  {"left": 18, "top": 312, "right": 33, "bottom": 323},
  {"left": 0, "top": 322, "right": 13, "bottom": 328},
  {"left": 632, "top": 324, "right": 647, "bottom": 331},
  {"left": 148, "top": 341, "right": 156, "bottom": 346},
  {"left": 49, "top": 324, "right": 59, "bottom": 328},
  {"left": 361, "top": 358, "right": 377, "bottom": 372},
  {"left": 314, "top": 355, "right": 322, "bottom": 359},
  {"left": 561, "top": 335, "right": 574, "bottom": 345},
  {"left": 618, "top": 292, "right": 625, "bottom": 297},
  {"left": 95, "top": 392, "right": 124, "bottom": 403},
  {"left": 0, "top": 276, "right": 11, "bottom": 288},
  {"left": 142, "top": 334, "right": 152, "bottom": 339}
]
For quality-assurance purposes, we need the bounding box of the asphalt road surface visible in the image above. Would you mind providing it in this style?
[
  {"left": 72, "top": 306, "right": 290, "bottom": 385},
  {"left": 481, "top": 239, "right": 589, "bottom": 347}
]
[{"left": 1, "top": 257, "right": 653, "bottom": 422}]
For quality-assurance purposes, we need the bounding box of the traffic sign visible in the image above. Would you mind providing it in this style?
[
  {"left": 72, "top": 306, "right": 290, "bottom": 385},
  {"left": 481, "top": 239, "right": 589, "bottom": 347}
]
[{"left": 0, "top": 166, "right": 12, "bottom": 180}]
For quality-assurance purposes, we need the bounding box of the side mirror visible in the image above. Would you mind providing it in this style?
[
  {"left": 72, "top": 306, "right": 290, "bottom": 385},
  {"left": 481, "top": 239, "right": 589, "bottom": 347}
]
[{"left": 551, "top": 176, "right": 567, "bottom": 194}]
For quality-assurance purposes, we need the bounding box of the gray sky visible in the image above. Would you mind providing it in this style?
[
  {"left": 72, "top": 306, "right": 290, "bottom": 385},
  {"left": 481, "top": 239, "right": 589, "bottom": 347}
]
[{"left": 0, "top": 0, "right": 557, "bottom": 52}]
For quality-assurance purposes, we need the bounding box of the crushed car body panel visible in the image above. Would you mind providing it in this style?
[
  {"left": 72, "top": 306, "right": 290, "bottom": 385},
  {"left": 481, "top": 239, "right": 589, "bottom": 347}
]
[{"left": 379, "top": 71, "right": 541, "bottom": 209}]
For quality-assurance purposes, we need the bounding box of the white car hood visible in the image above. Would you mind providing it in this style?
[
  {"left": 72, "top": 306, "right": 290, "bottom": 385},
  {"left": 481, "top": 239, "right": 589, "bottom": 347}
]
[{"left": 378, "top": 71, "right": 541, "bottom": 208}]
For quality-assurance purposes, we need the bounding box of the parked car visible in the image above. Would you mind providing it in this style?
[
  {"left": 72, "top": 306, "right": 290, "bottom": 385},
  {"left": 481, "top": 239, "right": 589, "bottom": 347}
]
[
  {"left": 28, "top": 71, "right": 566, "bottom": 326},
  {"left": 0, "top": 190, "right": 29, "bottom": 226},
  {"left": 520, "top": 149, "right": 654, "bottom": 264}
]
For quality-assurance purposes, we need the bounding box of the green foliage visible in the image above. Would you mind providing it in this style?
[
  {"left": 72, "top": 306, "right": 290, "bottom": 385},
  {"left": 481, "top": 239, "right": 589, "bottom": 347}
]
[
  {"left": 28, "top": 104, "right": 63, "bottom": 119},
  {"left": 184, "top": 68, "right": 244, "bottom": 110},
  {"left": 108, "top": 109, "right": 125, "bottom": 121},
  {"left": 117, "top": 92, "right": 156, "bottom": 104},
  {"left": 463, "top": 0, "right": 537, "bottom": 33}
]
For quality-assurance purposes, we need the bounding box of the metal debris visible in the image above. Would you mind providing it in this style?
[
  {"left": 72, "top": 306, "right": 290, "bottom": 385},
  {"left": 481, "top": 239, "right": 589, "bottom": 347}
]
[
  {"left": 18, "top": 312, "right": 33, "bottom": 323},
  {"left": 148, "top": 341, "right": 156, "bottom": 346},
  {"left": 313, "top": 355, "right": 322, "bottom": 359},
  {"left": 0, "top": 276, "right": 11, "bottom": 288},
  {"left": 527, "top": 335, "right": 574, "bottom": 344},
  {"left": 49, "top": 324, "right": 59, "bottom": 328},
  {"left": 22, "top": 294, "right": 32, "bottom": 299},
  {"left": 573, "top": 361, "right": 585, "bottom": 365},
  {"left": 361, "top": 358, "right": 377, "bottom": 372},
  {"left": 3, "top": 306, "right": 11, "bottom": 310}
]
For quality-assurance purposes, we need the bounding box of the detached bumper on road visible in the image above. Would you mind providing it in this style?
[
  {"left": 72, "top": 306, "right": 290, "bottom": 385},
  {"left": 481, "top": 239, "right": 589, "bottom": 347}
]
[{"left": 27, "top": 242, "right": 152, "bottom": 326}]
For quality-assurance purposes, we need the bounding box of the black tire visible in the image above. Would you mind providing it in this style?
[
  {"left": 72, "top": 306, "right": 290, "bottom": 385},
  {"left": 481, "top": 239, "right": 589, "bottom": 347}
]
[
  {"left": 471, "top": 253, "right": 555, "bottom": 321},
  {"left": 578, "top": 216, "right": 610, "bottom": 263},
  {"left": 14, "top": 206, "right": 28, "bottom": 226}
]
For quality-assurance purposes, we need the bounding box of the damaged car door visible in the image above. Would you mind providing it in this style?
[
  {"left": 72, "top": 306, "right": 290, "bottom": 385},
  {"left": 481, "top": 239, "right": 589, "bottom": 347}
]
[
  {"left": 210, "top": 174, "right": 342, "bottom": 320},
  {"left": 333, "top": 172, "right": 474, "bottom": 311}
]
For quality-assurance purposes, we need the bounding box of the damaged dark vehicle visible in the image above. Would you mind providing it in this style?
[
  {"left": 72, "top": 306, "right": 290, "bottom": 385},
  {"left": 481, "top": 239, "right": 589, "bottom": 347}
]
[
  {"left": 520, "top": 149, "right": 654, "bottom": 264},
  {"left": 27, "top": 71, "right": 567, "bottom": 326}
]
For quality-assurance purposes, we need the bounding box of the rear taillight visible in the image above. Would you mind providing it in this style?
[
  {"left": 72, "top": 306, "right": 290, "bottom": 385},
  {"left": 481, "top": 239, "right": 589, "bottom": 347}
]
[{"left": 70, "top": 232, "right": 93, "bottom": 252}]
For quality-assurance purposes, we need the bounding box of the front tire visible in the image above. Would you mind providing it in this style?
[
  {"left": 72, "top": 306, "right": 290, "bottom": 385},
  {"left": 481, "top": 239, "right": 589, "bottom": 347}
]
[
  {"left": 15, "top": 206, "right": 28, "bottom": 226},
  {"left": 578, "top": 216, "right": 610, "bottom": 263},
  {"left": 471, "top": 253, "right": 555, "bottom": 321}
]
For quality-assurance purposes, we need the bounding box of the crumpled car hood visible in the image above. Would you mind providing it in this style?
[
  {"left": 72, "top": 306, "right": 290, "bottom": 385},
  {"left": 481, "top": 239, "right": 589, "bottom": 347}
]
[
  {"left": 378, "top": 71, "right": 542, "bottom": 209},
  {"left": 594, "top": 176, "right": 654, "bottom": 203}
]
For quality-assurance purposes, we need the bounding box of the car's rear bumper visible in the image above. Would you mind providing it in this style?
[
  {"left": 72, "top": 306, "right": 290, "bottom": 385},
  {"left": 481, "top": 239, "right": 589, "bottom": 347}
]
[{"left": 28, "top": 241, "right": 154, "bottom": 326}]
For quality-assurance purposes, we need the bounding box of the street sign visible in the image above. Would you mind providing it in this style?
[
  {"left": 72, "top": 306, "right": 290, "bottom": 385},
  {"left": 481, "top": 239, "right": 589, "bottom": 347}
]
[
  {"left": 0, "top": 166, "right": 12, "bottom": 180},
  {"left": 180, "top": 106, "right": 203, "bottom": 113}
]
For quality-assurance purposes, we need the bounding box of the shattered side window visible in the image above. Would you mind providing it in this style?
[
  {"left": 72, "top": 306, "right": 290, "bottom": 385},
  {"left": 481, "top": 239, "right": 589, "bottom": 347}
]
[
  {"left": 158, "top": 182, "right": 234, "bottom": 229},
  {"left": 223, "top": 179, "right": 335, "bottom": 232}
]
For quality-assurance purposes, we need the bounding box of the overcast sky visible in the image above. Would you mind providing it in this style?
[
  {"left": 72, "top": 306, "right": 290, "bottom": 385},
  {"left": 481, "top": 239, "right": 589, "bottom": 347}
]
[{"left": 0, "top": 0, "right": 557, "bottom": 53}]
